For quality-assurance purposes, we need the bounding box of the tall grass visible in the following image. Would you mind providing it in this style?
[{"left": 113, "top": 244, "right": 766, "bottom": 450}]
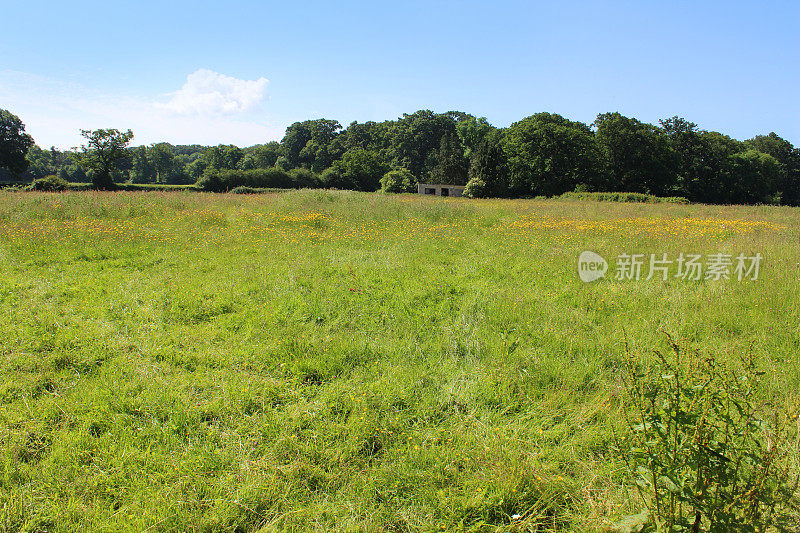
[{"left": 0, "top": 190, "right": 797, "bottom": 531}]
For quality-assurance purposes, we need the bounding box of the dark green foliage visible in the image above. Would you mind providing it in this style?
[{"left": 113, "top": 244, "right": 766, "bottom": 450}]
[
  {"left": 187, "top": 158, "right": 208, "bottom": 181},
  {"left": 594, "top": 112, "right": 676, "bottom": 196},
  {"left": 746, "top": 133, "right": 800, "bottom": 206},
  {"left": 196, "top": 168, "right": 295, "bottom": 192},
  {"left": 661, "top": 116, "right": 706, "bottom": 200},
  {"left": 453, "top": 113, "right": 495, "bottom": 158},
  {"left": 386, "top": 110, "right": 459, "bottom": 179},
  {"left": 9, "top": 107, "right": 795, "bottom": 205},
  {"left": 289, "top": 167, "right": 322, "bottom": 189},
  {"left": 380, "top": 168, "right": 416, "bottom": 193},
  {"left": 658, "top": 120, "right": 783, "bottom": 205},
  {"left": 619, "top": 338, "right": 799, "bottom": 532},
  {"left": 17, "top": 145, "right": 82, "bottom": 182},
  {"left": 329, "top": 149, "right": 389, "bottom": 191},
  {"left": 202, "top": 144, "right": 243, "bottom": 170},
  {"left": 240, "top": 141, "right": 281, "bottom": 170},
  {"left": 281, "top": 119, "right": 344, "bottom": 171},
  {"left": 687, "top": 131, "right": 746, "bottom": 204},
  {"left": 505, "top": 113, "right": 603, "bottom": 196},
  {"left": 0, "top": 109, "right": 35, "bottom": 176},
  {"left": 29, "top": 175, "right": 68, "bottom": 191},
  {"left": 721, "top": 150, "right": 780, "bottom": 205},
  {"left": 68, "top": 165, "right": 87, "bottom": 183},
  {"left": 319, "top": 167, "right": 348, "bottom": 189},
  {"left": 18, "top": 145, "right": 52, "bottom": 181},
  {"left": 467, "top": 134, "right": 508, "bottom": 197},
  {"left": 149, "top": 143, "right": 174, "bottom": 182},
  {"left": 128, "top": 143, "right": 193, "bottom": 184},
  {"left": 430, "top": 131, "right": 468, "bottom": 185},
  {"left": 342, "top": 120, "right": 390, "bottom": 153},
  {"left": 129, "top": 146, "right": 154, "bottom": 183}
]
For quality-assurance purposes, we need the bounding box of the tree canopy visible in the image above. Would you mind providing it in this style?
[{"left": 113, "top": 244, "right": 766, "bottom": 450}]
[
  {"left": 505, "top": 113, "right": 603, "bottom": 196},
  {"left": 0, "top": 109, "right": 35, "bottom": 177},
  {"left": 4, "top": 107, "right": 797, "bottom": 206},
  {"left": 594, "top": 112, "right": 676, "bottom": 196},
  {"left": 73, "top": 129, "right": 134, "bottom": 189}
]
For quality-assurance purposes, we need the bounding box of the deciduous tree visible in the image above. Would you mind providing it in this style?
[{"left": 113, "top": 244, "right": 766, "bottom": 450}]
[
  {"left": 430, "top": 131, "right": 468, "bottom": 185},
  {"left": 387, "top": 110, "right": 458, "bottom": 179},
  {"left": 74, "top": 128, "right": 134, "bottom": 189},
  {"left": 329, "top": 149, "right": 388, "bottom": 191},
  {"left": 0, "top": 109, "right": 34, "bottom": 176},
  {"left": 467, "top": 133, "right": 508, "bottom": 197},
  {"left": 505, "top": 113, "right": 603, "bottom": 196},
  {"left": 746, "top": 132, "right": 800, "bottom": 205},
  {"left": 594, "top": 112, "right": 676, "bottom": 195}
]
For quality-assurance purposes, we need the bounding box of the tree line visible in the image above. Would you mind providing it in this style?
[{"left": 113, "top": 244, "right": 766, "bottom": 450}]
[{"left": 1, "top": 108, "right": 798, "bottom": 204}]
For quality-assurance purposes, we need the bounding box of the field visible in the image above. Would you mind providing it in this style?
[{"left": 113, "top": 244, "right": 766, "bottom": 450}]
[{"left": 0, "top": 190, "right": 798, "bottom": 532}]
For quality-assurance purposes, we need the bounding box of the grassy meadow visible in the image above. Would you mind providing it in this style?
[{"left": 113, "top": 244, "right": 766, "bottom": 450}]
[{"left": 0, "top": 190, "right": 798, "bottom": 532}]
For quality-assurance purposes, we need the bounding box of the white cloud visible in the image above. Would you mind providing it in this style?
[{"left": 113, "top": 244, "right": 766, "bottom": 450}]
[
  {"left": 0, "top": 69, "right": 283, "bottom": 149},
  {"left": 156, "top": 69, "right": 269, "bottom": 115}
]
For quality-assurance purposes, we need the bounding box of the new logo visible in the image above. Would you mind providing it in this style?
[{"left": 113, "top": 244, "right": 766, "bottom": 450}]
[{"left": 578, "top": 251, "right": 608, "bottom": 282}]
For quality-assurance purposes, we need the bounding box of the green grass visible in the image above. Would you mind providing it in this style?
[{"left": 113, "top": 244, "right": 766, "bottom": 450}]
[
  {"left": 0, "top": 190, "right": 797, "bottom": 531},
  {"left": 559, "top": 191, "right": 690, "bottom": 204},
  {"left": 2, "top": 183, "right": 199, "bottom": 192}
]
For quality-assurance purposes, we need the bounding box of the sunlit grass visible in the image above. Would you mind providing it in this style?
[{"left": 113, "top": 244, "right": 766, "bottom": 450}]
[{"left": 0, "top": 190, "right": 798, "bottom": 531}]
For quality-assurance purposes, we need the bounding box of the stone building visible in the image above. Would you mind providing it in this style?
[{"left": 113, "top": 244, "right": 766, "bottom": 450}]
[{"left": 417, "top": 183, "right": 465, "bottom": 197}]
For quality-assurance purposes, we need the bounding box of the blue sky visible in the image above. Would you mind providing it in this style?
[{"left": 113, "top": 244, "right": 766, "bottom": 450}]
[{"left": 1, "top": 0, "right": 798, "bottom": 149}]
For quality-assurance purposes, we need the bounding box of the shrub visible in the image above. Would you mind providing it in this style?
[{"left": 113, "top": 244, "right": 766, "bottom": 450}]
[
  {"left": 288, "top": 168, "right": 322, "bottom": 189},
  {"left": 661, "top": 196, "right": 691, "bottom": 205},
  {"left": 463, "top": 177, "right": 487, "bottom": 198},
  {"left": 29, "top": 175, "right": 68, "bottom": 192},
  {"left": 320, "top": 167, "right": 356, "bottom": 190},
  {"left": 197, "top": 168, "right": 294, "bottom": 192},
  {"left": 617, "top": 336, "right": 799, "bottom": 532},
  {"left": 196, "top": 168, "right": 223, "bottom": 191},
  {"left": 380, "top": 169, "right": 416, "bottom": 193}
]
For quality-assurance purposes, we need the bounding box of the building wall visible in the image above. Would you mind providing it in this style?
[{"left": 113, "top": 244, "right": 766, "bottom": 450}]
[{"left": 417, "top": 183, "right": 465, "bottom": 197}]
